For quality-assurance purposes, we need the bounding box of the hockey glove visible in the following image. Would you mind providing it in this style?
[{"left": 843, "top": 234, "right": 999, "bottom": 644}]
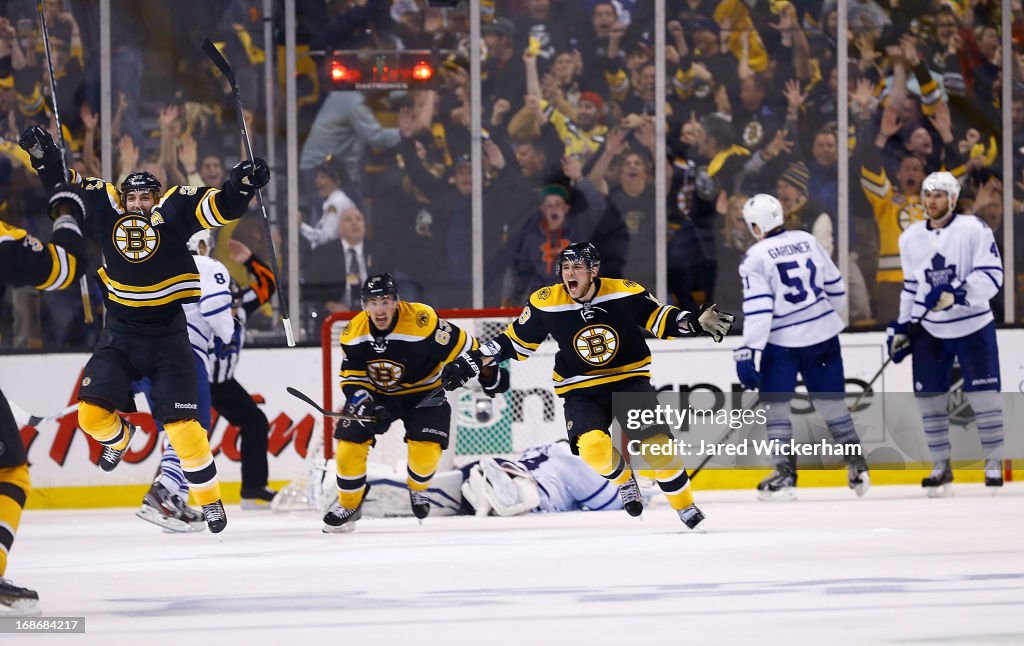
[
  {"left": 342, "top": 389, "right": 392, "bottom": 434},
  {"left": 48, "top": 183, "right": 86, "bottom": 224},
  {"left": 229, "top": 158, "right": 271, "bottom": 197},
  {"left": 18, "top": 125, "right": 60, "bottom": 163},
  {"left": 479, "top": 365, "right": 511, "bottom": 398},
  {"left": 681, "top": 304, "right": 734, "bottom": 342},
  {"left": 923, "top": 283, "right": 967, "bottom": 311},
  {"left": 442, "top": 349, "right": 484, "bottom": 391},
  {"left": 886, "top": 321, "right": 912, "bottom": 364},
  {"left": 733, "top": 347, "right": 761, "bottom": 390}
]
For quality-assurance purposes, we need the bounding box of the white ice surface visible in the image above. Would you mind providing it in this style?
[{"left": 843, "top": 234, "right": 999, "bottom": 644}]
[{"left": 5, "top": 484, "right": 1024, "bottom": 645}]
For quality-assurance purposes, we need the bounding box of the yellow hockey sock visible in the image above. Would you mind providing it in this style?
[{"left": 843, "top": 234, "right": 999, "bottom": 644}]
[
  {"left": 77, "top": 401, "right": 129, "bottom": 448},
  {"left": 336, "top": 440, "right": 372, "bottom": 509},
  {"left": 406, "top": 440, "right": 443, "bottom": 491},
  {"left": 0, "top": 464, "right": 30, "bottom": 576},
  {"left": 165, "top": 420, "right": 221, "bottom": 506},
  {"left": 576, "top": 430, "right": 633, "bottom": 486},
  {"left": 641, "top": 434, "right": 695, "bottom": 510}
]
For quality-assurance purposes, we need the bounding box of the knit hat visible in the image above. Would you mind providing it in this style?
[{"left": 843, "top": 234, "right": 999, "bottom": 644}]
[
  {"left": 578, "top": 91, "right": 605, "bottom": 112},
  {"left": 779, "top": 161, "right": 809, "bottom": 195},
  {"left": 541, "top": 183, "right": 570, "bottom": 203}
]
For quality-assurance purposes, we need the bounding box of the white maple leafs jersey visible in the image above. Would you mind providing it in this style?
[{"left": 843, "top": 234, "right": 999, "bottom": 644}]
[
  {"left": 739, "top": 229, "right": 846, "bottom": 350},
  {"left": 184, "top": 255, "right": 235, "bottom": 372},
  {"left": 517, "top": 442, "right": 621, "bottom": 513},
  {"left": 898, "top": 214, "right": 1002, "bottom": 339}
]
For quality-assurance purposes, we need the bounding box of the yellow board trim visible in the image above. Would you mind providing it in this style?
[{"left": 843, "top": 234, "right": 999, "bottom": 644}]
[{"left": 26, "top": 480, "right": 291, "bottom": 509}]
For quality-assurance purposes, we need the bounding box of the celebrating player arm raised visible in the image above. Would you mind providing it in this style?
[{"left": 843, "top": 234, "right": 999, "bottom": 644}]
[
  {"left": 734, "top": 195, "right": 869, "bottom": 502},
  {"left": 442, "top": 242, "right": 735, "bottom": 532},
  {"left": 18, "top": 125, "right": 270, "bottom": 534},
  {"left": 0, "top": 185, "right": 87, "bottom": 610},
  {"left": 888, "top": 172, "right": 1005, "bottom": 497},
  {"left": 323, "top": 274, "right": 510, "bottom": 533}
]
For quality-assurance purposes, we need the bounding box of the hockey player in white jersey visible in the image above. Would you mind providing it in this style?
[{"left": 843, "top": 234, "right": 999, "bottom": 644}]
[
  {"left": 735, "top": 194, "right": 869, "bottom": 500},
  {"left": 134, "top": 229, "right": 236, "bottom": 531},
  {"left": 887, "top": 171, "right": 1005, "bottom": 496}
]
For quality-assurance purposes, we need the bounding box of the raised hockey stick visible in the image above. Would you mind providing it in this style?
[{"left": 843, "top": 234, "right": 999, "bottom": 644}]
[
  {"left": 37, "top": 1, "right": 93, "bottom": 324},
  {"left": 286, "top": 387, "right": 377, "bottom": 423},
  {"left": 201, "top": 36, "right": 294, "bottom": 347}
]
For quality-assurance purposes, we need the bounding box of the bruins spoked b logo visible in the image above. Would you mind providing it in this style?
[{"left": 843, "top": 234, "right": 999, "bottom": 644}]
[
  {"left": 573, "top": 325, "right": 618, "bottom": 365},
  {"left": 113, "top": 214, "right": 159, "bottom": 262},
  {"left": 367, "top": 359, "right": 405, "bottom": 390}
]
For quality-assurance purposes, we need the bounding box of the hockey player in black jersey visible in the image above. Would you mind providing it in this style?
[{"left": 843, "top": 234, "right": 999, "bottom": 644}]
[
  {"left": 0, "top": 185, "right": 87, "bottom": 610},
  {"left": 323, "top": 274, "right": 510, "bottom": 533},
  {"left": 441, "top": 243, "right": 735, "bottom": 531},
  {"left": 19, "top": 125, "right": 269, "bottom": 533}
]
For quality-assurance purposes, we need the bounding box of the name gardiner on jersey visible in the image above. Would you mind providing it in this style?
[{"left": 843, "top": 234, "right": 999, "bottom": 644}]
[{"left": 767, "top": 241, "right": 813, "bottom": 259}]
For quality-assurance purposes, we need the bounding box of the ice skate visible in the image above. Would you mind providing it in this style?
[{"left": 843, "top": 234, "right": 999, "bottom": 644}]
[
  {"left": 922, "top": 460, "right": 954, "bottom": 498},
  {"left": 984, "top": 459, "right": 1003, "bottom": 492},
  {"left": 846, "top": 455, "right": 870, "bottom": 498},
  {"left": 0, "top": 577, "right": 38, "bottom": 612},
  {"left": 323, "top": 485, "right": 370, "bottom": 533},
  {"left": 409, "top": 489, "right": 431, "bottom": 521},
  {"left": 757, "top": 462, "right": 797, "bottom": 501},
  {"left": 201, "top": 499, "right": 228, "bottom": 533},
  {"left": 678, "top": 504, "right": 706, "bottom": 533},
  {"left": 99, "top": 420, "right": 136, "bottom": 472},
  {"left": 136, "top": 481, "right": 206, "bottom": 533},
  {"left": 240, "top": 486, "right": 277, "bottom": 510},
  {"left": 618, "top": 473, "right": 644, "bottom": 517}
]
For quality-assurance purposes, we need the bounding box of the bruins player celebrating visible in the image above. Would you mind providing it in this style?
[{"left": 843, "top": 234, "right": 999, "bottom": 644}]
[
  {"left": 18, "top": 126, "right": 269, "bottom": 533},
  {"left": 0, "top": 186, "right": 87, "bottom": 610},
  {"left": 441, "top": 243, "right": 734, "bottom": 531},
  {"left": 324, "top": 274, "right": 509, "bottom": 533}
]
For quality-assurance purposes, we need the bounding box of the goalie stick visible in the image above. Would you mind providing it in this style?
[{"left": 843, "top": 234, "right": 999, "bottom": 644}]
[
  {"left": 286, "top": 387, "right": 378, "bottom": 423},
  {"left": 201, "top": 36, "right": 294, "bottom": 347},
  {"left": 37, "top": 1, "right": 92, "bottom": 324}
]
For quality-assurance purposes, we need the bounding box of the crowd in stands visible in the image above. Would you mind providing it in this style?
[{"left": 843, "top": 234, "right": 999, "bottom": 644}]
[{"left": 2, "top": 0, "right": 1022, "bottom": 350}]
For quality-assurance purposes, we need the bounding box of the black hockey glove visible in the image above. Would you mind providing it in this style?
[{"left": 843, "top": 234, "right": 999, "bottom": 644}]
[
  {"left": 48, "top": 183, "right": 86, "bottom": 224},
  {"left": 479, "top": 365, "right": 511, "bottom": 398},
  {"left": 680, "top": 304, "right": 734, "bottom": 342},
  {"left": 229, "top": 158, "right": 271, "bottom": 197},
  {"left": 19, "top": 124, "right": 60, "bottom": 162},
  {"left": 342, "top": 389, "right": 392, "bottom": 434},
  {"left": 442, "top": 349, "right": 484, "bottom": 391}
]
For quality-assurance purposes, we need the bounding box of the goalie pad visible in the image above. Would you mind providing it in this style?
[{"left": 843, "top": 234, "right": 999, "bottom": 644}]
[{"left": 461, "top": 457, "right": 541, "bottom": 517}]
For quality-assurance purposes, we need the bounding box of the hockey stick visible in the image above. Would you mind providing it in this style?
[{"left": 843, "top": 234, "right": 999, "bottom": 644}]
[
  {"left": 415, "top": 385, "right": 448, "bottom": 408},
  {"left": 850, "top": 355, "right": 891, "bottom": 411},
  {"left": 27, "top": 403, "right": 78, "bottom": 427},
  {"left": 286, "top": 387, "right": 377, "bottom": 423},
  {"left": 37, "top": 1, "right": 93, "bottom": 324},
  {"left": 201, "top": 36, "right": 294, "bottom": 347}
]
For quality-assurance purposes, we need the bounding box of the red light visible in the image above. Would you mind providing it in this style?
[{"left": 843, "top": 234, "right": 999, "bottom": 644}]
[
  {"left": 412, "top": 61, "right": 433, "bottom": 81},
  {"left": 331, "top": 62, "right": 350, "bottom": 81}
]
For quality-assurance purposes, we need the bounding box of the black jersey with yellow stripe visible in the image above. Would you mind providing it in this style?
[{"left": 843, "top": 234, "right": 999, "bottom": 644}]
[
  {"left": 0, "top": 218, "right": 84, "bottom": 297},
  {"left": 67, "top": 169, "right": 251, "bottom": 324},
  {"left": 493, "top": 278, "right": 695, "bottom": 396},
  {"left": 339, "top": 301, "right": 475, "bottom": 400}
]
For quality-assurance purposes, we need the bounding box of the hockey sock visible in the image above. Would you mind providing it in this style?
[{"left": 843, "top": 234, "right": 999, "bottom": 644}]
[
  {"left": 764, "top": 400, "right": 794, "bottom": 469},
  {"left": 965, "top": 391, "right": 1004, "bottom": 459},
  {"left": 814, "top": 398, "right": 860, "bottom": 446},
  {"left": 0, "top": 464, "right": 30, "bottom": 576},
  {"left": 157, "top": 436, "right": 189, "bottom": 499},
  {"left": 406, "top": 440, "right": 443, "bottom": 491},
  {"left": 336, "top": 440, "right": 372, "bottom": 509},
  {"left": 77, "top": 401, "right": 130, "bottom": 449},
  {"left": 164, "top": 420, "right": 221, "bottom": 506},
  {"left": 641, "top": 434, "right": 695, "bottom": 511},
  {"left": 576, "top": 430, "right": 632, "bottom": 487},
  {"left": 916, "top": 394, "right": 951, "bottom": 462}
]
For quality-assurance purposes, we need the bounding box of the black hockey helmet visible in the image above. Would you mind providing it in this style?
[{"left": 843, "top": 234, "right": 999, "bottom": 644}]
[
  {"left": 556, "top": 242, "right": 601, "bottom": 277},
  {"left": 121, "top": 171, "right": 162, "bottom": 197},
  {"left": 361, "top": 273, "right": 400, "bottom": 302}
]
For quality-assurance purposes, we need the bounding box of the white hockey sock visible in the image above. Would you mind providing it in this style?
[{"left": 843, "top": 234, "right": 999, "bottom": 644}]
[
  {"left": 158, "top": 435, "right": 189, "bottom": 499},
  {"left": 916, "top": 394, "right": 951, "bottom": 462},
  {"left": 965, "top": 391, "right": 1004, "bottom": 459},
  {"left": 814, "top": 398, "right": 859, "bottom": 446},
  {"left": 764, "top": 401, "right": 793, "bottom": 469}
]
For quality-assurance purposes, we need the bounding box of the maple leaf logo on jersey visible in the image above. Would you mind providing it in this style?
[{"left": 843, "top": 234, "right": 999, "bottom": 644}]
[{"left": 925, "top": 253, "right": 957, "bottom": 287}]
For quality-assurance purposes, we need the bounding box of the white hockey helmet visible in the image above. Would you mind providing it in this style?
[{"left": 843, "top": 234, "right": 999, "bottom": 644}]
[
  {"left": 187, "top": 229, "right": 214, "bottom": 255},
  {"left": 742, "top": 193, "right": 785, "bottom": 239},
  {"left": 920, "top": 171, "right": 960, "bottom": 218}
]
